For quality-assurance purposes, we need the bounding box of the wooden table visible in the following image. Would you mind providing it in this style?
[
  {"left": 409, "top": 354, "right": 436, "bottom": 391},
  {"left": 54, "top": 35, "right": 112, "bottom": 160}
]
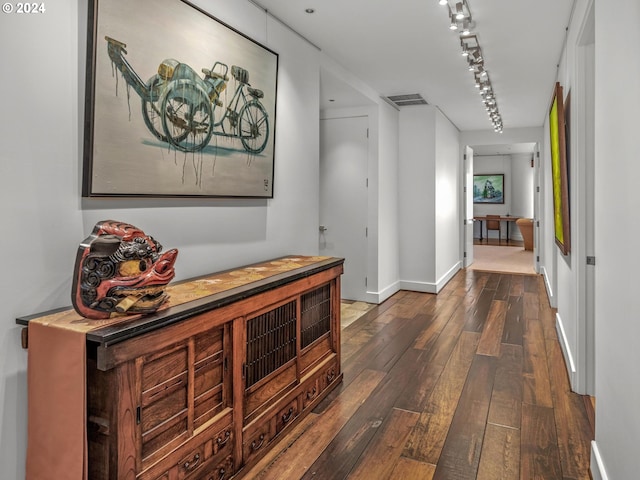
[{"left": 474, "top": 215, "right": 522, "bottom": 241}]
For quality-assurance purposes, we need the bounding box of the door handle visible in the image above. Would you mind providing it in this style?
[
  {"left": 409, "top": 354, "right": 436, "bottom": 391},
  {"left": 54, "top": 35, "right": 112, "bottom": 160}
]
[{"left": 319, "top": 225, "right": 328, "bottom": 233}]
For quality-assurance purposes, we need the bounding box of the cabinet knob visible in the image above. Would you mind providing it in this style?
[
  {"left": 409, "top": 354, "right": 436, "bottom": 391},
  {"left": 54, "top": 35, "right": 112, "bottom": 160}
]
[
  {"left": 182, "top": 453, "right": 200, "bottom": 472},
  {"left": 306, "top": 387, "right": 317, "bottom": 400},
  {"left": 206, "top": 467, "right": 227, "bottom": 480},
  {"left": 216, "top": 430, "right": 231, "bottom": 448},
  {"left": 251, "top": 434, "right": 265, "bottom": 452},
  {"left": 282, "top": 407, "right": 294, "bottom": 424}
]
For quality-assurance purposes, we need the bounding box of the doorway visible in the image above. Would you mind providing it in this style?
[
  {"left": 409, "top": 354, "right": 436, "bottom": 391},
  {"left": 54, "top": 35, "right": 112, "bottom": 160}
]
[
  {"left": 466, "top": 143, "right": 537, "bottom": 274},
  {"left": 464, "top": 146, "right": 474, "bottom": 267},
  {"left": 319, "top": 115, "right": 369, "bottom": 302}
]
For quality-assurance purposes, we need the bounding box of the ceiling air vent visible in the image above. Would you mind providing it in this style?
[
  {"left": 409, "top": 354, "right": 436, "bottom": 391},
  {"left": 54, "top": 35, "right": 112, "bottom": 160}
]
[{"left": 384, "top": 93, "right": 428, "bottom": 107}]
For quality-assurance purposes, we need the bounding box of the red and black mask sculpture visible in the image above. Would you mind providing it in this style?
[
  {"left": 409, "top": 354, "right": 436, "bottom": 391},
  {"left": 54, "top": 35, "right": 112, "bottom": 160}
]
[{"left": 72, "top": 220, "right": 178, "bottom": 319}]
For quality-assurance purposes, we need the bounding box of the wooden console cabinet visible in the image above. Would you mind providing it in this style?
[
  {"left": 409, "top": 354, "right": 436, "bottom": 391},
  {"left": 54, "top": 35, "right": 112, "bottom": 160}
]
[{"left": 19, "top": 256, "right": 344, "bottom": 480}]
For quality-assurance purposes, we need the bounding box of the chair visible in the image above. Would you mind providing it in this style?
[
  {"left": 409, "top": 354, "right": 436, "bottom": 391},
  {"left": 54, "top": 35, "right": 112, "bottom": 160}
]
[
  {"left": 485, "top": 215, "right": 502, "bottom": 243},
  {"left": 516, "top": 217, "right": 534, "bottom": 250}
]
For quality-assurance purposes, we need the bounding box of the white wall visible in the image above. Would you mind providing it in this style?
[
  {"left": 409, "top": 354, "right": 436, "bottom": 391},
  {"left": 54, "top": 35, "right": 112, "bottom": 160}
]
[
  {"left": 435, "top": 110, "right": 461, "bottom": 284},
  {"left": 0, "top": 1, "right": 322, "bottom": 478},
  {"left": 592, "top": 0, "right": 640, "bottom": 478},
  {"left": 473, "top": 155, "right": 513, "bottom": 217},
  {"left": 543, "top": 0, "right": 600, "bottom": 399},
  {"left": 399, "top": 106, "right": 460, "bottom": 293},
  {"left": 376, "top": 102, "right": 401, "bottom": 301},
  {"left": 399, "top": 107, "right": 437, "bottom": 290},
  {"left": 531, "top": 0, "right": 640, "bottom": 477}
]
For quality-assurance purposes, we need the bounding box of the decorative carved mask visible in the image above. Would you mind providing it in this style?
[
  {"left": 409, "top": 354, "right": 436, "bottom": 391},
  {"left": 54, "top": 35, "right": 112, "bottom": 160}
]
[{"left": 72, "top": 220, "right": 178, "bottom": 319}]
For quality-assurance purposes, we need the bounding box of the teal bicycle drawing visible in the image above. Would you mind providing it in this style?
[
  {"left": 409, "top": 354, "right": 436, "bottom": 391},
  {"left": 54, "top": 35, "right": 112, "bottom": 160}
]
[{"left": 106, "top": 36, "right": 270, "bottom": 154}]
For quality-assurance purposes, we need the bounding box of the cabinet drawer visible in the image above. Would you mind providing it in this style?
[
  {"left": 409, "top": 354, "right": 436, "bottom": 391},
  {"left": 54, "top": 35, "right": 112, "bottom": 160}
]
[
  {"left": 138, "top": 412, "right": 233, "bottom": 480},
  {"left": 301, "top": 377, "right": 319, "bottom": 411},
  {"left": 319, "top": 358, "right": 339, "bottom": 392},
  {"left": 274, "top": 397, "right": 299, "bottom": 436},
  {"left": 178, "top": 444, "right": 205, "bottom": 479},
  {"left": 242, "top": 419, "right": 271, "bottom": 464},
  {"left": 178, "top": 423, "right": 234, "bottom": 480},
  {"left": 191, "top": 455, "right": 234, "bottom": 480},
  {"left": 147, "top": 472, "right": 170, "bottom": 480},
  {"left": 242, "top": 394, "right": 301, "bottom": 466}
]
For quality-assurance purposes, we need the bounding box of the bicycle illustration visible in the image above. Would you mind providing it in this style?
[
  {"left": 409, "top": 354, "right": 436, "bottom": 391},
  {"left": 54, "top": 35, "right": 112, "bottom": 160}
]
[{"left": 105, "top": 36, "right": 270, "bottom": 154}]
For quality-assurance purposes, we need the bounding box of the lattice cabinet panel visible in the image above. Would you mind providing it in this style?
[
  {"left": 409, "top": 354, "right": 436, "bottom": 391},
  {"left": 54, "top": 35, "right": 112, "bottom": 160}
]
[
  {"left": 300, "top": 284, "right": 331, "bottom": 349},
  {"left": 245, "top": 301, "right": 297, "bottom": 389}
]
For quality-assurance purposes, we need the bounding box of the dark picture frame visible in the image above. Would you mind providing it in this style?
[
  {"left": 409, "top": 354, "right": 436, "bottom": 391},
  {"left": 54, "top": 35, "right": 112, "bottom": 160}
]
[
  {"left": 83, "top": 0, "right": 278, "bottom": 198},
  {"left": 473, "top": 174, "right": 505, "bottom": 204},
  {"left": 549, "top": 82, "right": 571, "bottom": 255}
]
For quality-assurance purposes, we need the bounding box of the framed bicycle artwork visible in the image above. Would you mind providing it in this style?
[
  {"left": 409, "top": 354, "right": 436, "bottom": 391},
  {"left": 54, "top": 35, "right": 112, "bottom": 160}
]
[{"left": 83, "top": 0, "right": 278, "bottom": 198}]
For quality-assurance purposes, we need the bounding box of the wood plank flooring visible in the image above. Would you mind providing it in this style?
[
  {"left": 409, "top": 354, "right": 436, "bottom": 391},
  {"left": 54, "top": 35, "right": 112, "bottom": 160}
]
[{"left": 243, "top": 269, "right": 594, "bottom": 479}]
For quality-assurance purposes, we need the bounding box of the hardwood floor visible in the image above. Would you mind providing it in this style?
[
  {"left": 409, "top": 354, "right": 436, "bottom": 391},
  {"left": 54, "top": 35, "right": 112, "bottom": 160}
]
[{"left": 243, "top": 270, "right": 594, "bottom": 479}]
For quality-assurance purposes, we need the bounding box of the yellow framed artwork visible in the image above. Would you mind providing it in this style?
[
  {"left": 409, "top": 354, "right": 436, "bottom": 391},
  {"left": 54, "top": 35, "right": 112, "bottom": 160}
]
[{"left": 549, "top": 82, "right": 570, "bottom": 255}]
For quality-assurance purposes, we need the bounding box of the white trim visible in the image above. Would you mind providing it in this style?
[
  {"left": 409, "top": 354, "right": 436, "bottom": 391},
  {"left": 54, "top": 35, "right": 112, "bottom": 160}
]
[
  {"left": 367, "top": 281, "right": 401, "bottom": 304},
  {"left": 435, "top": 262, "right": 462, "bottom": 293},
  {"left": 556, "top": 312, "right": 577, "bottom": 388},
  {"left": 398, "top": 262, "right": 461, "bottom": 294},
  {"left": 541, "top": 266, "right": 554, "bottom": 302},
  {"left": 399, "top": 280, "right": 437, "bottom": 294},
  {"left": 590, "top": 441, "right": 609, "bottom": 480},
  {"left": 361, "top": 262, "right": 462, "bottom": 304}
]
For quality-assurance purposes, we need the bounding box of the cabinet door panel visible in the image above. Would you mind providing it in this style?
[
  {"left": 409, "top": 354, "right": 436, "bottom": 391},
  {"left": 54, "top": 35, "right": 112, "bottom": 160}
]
[
  {"left": 194, "top": 326, "right": 227, "bottom": 428},
  {"left": 194, "top": 386, "right": 224, "bottom": 429},
  {"left": 140, "top": 344, "right": 190, "bottom": 462},
  {"left": 143, "top": 347, "right": 189, "bottom": 391}
]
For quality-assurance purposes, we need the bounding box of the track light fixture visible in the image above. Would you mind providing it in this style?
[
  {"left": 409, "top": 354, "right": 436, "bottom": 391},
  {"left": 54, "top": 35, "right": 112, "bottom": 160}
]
[
  {"left": 449, "top": 14, "right": 458, "bottom": 30},
  {"left": 445, "top": 1, "right": 503, "bottom": 132},
  {"left": 461, "top": 19, "right": 472, "bottom": 36}
]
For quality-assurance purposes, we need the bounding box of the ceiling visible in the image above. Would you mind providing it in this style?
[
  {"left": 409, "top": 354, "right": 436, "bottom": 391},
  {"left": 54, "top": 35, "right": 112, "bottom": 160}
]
[{"left": 251, "top": 0, "right": 575, "bottom": 132}]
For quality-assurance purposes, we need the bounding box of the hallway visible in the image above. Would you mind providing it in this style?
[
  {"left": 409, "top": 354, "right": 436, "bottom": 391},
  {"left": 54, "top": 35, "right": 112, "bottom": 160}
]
[
  {"left": 470, "top": 240, "right": 536, "bottom": 275},
  {"left": 244, "top": 269, "right": 593, "bottom": 479}
]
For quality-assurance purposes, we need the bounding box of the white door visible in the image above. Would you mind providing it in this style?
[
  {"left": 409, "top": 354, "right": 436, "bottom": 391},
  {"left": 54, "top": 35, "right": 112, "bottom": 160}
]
[
  {"left": 319, "top": 116, "right": 368, "bottom": 301},
  {"left": 577, "top": 34, "right": 595, "bottom": 395},
  {"left": 464, "top": 146, "right": 474, "bottom": 267},
  {"left": 534, "top": 143, "right": 541, "bottom": 273}
]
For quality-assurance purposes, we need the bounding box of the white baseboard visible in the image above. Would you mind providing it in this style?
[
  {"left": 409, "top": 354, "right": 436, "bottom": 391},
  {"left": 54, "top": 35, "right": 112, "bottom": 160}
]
[
  {"left": 367, "top": 281, "right": 401, "bottom": 304},
  {"left": 436, "top": 262, "right": 461, "bottom": 293},
  {"left": 399, "top": 279, "right": 437, "bottom": 294},
  {"left": 590, "top": 441, "right": 609, "bottom": 480},
  {"left": 555, "top": 312, "right": 577, "bottom": 388},
  {"left": 541, "top": 266, "right": 555, "bottom": 307},
  {"left": 399, "top": 262, "right": 461, "bottom": 295}
]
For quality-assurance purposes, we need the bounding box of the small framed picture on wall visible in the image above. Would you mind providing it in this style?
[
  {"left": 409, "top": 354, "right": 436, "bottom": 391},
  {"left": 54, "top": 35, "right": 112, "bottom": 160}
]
[{"left": 473, "top": 174, "right": 504, "bottom": 204}]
